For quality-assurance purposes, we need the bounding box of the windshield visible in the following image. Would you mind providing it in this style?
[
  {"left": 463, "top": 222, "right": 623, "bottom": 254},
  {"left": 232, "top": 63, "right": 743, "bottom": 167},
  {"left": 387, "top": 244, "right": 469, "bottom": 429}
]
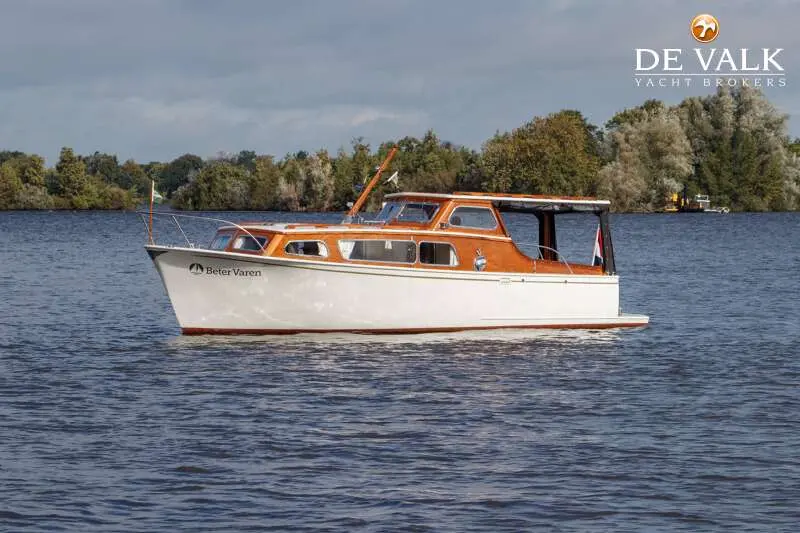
[
  {"left": 374, "top": 201, "right": 439, "bottom": 224},
  {"left": 375, "top": 201, "right": 403, "bottom": 222}
]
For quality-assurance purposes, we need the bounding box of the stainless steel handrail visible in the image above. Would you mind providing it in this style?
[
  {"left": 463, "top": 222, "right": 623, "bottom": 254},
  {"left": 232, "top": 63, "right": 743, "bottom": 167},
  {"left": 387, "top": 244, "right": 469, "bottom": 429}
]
[
  {"left": 514, "top": 242, "right": 574, "bottom": 275},
  {"left": 137, "top": 211, "right": 268, "bottom": 251},
  {"left": 171, "top": 215, "right": 192, "bottom": 247}
]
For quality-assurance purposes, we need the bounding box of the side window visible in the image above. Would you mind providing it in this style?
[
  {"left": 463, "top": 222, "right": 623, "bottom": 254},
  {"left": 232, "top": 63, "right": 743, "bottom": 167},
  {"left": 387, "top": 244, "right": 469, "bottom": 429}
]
[
  {"left": 339, "top": 240, "right": 416, "bottom": 263},
  {"left": 285, "top": 241, "right": 328, "bottom": 258},
  {"left": 209, "top": 233, "right": 232, "bottom": 250},
  {"left": 232, "top": 235, "right": 268, "bottom": 251},
  {"left": 449, "top": 206, "right": 498, "bottom": 230},
  {"left": 419, "top": 242, "right": 458, "bottom": 266}
]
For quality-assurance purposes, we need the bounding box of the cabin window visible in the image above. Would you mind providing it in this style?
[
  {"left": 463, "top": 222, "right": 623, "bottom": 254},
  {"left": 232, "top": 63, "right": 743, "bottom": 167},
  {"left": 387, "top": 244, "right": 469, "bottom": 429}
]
[
  {"left": 375, "top": 202, "right": 403, "bottom": 222},
  {"left": 338, "top": 239, "right": 416, "bottom": 263},
  {"left": 285, "top": 240, "right": 328, "bottom": 258},
  {"left": 375, "top": 201, "right": 439, "bottom": 223},
  {"left": 449, "top": 206, "right": 498, "bottom": 230},
  {"left": 419, "top": 242, "right": 458, "bottom": 266},
  {"left": 396, "top": 202, "right": 439, "bottom": 223},
  {"left": 232, "top": 235, "right": 268, "bottom": 251},
  {"left": 209, "top": 233, "right": 232, "bottom": 250}
]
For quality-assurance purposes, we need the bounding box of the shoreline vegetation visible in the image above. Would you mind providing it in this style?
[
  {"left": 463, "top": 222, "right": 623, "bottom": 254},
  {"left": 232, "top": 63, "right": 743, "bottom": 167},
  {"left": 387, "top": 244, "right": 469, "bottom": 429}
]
[{"left": 2, "top": 87, "right": 799, "bottom": 213}]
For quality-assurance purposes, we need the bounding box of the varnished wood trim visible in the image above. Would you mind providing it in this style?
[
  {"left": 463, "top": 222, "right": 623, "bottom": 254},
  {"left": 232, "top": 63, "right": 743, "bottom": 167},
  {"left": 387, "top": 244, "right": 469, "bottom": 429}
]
[{"left": 259, "top": 227, "right": 513, "bottom": 241}]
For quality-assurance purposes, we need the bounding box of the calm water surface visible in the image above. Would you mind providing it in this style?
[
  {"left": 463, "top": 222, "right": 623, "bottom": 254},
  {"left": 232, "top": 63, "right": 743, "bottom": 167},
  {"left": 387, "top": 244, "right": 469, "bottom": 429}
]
[{"left": 0, "top": 210, "right": 798, "bottom": 532}]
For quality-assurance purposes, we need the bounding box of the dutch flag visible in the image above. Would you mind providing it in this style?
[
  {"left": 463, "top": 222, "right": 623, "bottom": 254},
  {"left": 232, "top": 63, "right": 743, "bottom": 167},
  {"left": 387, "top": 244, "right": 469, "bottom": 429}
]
[{"left": 592, "top": 225, "right": 604, "bottom": 267}]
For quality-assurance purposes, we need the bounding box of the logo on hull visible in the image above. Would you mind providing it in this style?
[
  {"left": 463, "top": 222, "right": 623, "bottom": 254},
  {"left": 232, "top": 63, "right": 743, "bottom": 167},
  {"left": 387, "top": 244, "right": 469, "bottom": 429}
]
[{"left": 189, "top": 263, "right": 204, "bottom": 275}]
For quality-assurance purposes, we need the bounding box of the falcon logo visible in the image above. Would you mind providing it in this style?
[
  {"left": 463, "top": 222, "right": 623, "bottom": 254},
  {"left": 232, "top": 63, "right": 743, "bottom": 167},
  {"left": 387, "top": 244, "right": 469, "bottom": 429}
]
[
  {"left": 189, "top": 263, "right": 204, "bottom": 275},
  {"left": 691, "top": 14, "right": 719, "bottom": 43}
]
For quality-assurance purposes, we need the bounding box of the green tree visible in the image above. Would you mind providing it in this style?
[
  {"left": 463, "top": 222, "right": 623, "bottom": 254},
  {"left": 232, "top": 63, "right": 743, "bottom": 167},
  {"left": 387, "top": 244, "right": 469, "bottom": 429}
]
[
  {"left": 304, "top": 150, "right": 335, "bottom": 211},
  {"left": 606, "top": 99, "right": 666, "bottom": 130},
  {"left": 82, "top": 152, "right": 122, "bottom": 186},
  {"left": 390, "top": 131, "right": 468, "bottom": 194},
  {"left": 332, "top": 147, "right": 355, "bottom": 210},
  {"left": 236, "top": 150, "right": 257, "bottom": 172},
  {"left": 120, "top": 159, "right": 149, "bottom": 195},
  {"left": 5, "top": 154, "right": 47, "bottom": 187},
  {"left": 55, "top": 147, "right": 93, "bottom": 207},
  {"left": 688, "top": 86, "right": 792, "bottom": 209},
  {"left": 16, "top": 183, "right": 54, "bottom": 209},
  {"left": 98, "top": 183, "right": 138, "bottom": 209},
  {"left": 599, "top": 106, "right": 692, "bottom": 210},
  {"left": 696, "top": 87, "right": 735, "bottom": 203},
  {"left": 142, "top": 161, "right": 165, "bottom": 185},
  {"left": 0, "top": 151, "right": 26, "bottom": 167},
  {"left": 10, "top": 154, "right": 51, "bottom": 208},
  {"left": 276, "top": 155, "right": 307, "bottom": 211},
  {"left": 172, "top": 161, "right": 249, "bottom": 210},
  {"left": 160, "top": 154, "right": 204, "bottom": 197},
  {"left": 351, "top": 139, "right": 374, "bottom": 185},
  {"left": 249, "top": 155, "right": 281, "bottom": 210},
  {"left": 0, "top": 162, "right": 23, "bottom": 209},
  {"left": 454, "top": 148, "right": 485, "bottom": 192},
  {"left": 481, "top": 110, "right": 602, "bottom": 196}
]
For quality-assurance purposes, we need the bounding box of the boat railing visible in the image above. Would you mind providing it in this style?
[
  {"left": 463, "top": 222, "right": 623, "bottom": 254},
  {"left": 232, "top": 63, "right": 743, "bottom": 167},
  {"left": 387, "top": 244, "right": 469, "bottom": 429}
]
[
  {"left": 515, "top": 242, "right": 574, "bottom": 275},
  {"left": 137, "top": 211, "right": 268, "bottom": 251}
]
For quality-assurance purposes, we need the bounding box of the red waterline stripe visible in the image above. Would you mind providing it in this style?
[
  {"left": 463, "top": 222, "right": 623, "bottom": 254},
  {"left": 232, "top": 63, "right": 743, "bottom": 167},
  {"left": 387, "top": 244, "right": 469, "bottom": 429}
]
[{"left": 182, "top": 322, "right": 648, "bottom": 335}]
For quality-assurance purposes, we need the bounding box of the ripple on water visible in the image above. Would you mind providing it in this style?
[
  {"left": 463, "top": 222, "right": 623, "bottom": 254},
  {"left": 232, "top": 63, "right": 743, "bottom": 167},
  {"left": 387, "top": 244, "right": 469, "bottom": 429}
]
[{"left": 0, "top": 211, "right": 799, "bottom": 532}]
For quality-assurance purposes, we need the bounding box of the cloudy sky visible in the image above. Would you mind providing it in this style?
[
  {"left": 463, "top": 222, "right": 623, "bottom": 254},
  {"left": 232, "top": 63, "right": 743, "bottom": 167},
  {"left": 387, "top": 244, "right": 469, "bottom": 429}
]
[{"left": 1, "top": 0, "right": 799, "bottom": 164}]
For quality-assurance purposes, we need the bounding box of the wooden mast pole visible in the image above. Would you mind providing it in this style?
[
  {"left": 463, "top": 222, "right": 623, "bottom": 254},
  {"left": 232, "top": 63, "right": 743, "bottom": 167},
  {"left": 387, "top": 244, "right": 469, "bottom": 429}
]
[{"left": 345, "top": 145, "right": 398, "bottom": 220}]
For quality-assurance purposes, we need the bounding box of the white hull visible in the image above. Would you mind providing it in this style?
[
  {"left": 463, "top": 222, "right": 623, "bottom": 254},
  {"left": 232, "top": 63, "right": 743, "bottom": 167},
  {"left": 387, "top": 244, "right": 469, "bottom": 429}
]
[{"left": 147, "top": 246, "right": 648, "bottom": 334}]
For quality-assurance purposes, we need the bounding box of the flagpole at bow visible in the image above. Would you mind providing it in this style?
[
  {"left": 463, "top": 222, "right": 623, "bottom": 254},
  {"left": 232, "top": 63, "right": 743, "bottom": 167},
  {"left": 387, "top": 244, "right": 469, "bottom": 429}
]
[{"left": 148, "top": 179, "right": 155, "bottom": 244}]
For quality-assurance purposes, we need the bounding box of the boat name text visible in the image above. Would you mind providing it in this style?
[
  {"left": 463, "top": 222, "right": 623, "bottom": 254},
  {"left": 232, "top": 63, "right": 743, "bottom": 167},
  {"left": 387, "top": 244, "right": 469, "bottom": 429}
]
[{"left": 188, "top": 263, "right": 261, "bottom": 277}]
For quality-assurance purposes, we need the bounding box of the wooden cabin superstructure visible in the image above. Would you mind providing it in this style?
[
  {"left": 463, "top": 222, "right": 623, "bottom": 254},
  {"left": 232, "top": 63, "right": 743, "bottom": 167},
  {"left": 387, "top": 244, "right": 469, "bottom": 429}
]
[{"left": 200, "top": 192, "right": 615, "bottom": 277}]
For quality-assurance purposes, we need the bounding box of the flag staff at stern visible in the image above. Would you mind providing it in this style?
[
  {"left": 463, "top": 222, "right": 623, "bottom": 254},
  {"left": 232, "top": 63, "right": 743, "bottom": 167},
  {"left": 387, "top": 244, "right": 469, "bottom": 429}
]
[
  {"left": 592, "top": 224, "right": 604, "bottom": 267},
  {"left": 344, "top": 145, "right": 398, "bottom": 221}
]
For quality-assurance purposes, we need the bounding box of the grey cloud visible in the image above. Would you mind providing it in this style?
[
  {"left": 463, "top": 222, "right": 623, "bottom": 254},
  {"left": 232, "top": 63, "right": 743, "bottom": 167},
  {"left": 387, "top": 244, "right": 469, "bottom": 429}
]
[{"left": 1, "top": 0, "right": 798, "bottom": 164}]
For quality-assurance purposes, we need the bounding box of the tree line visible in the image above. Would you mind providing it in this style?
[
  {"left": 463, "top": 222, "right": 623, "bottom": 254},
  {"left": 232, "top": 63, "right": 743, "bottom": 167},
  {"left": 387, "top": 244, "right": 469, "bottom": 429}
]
[{"left": 1, "top": 86, "right": 799, "bottom": 212}]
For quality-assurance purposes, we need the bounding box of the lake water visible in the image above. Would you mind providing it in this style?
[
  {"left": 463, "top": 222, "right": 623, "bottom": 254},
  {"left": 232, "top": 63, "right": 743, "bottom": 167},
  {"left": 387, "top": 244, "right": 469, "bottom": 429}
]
[{"left": 0, "top": 210, "right": 798, "bottom": 532}]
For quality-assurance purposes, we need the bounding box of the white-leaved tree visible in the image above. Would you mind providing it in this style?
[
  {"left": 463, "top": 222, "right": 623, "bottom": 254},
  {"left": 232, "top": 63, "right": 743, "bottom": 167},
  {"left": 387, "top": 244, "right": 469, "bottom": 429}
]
[{"left": 599, "top": 104, "right": 692, "bottom": 210}]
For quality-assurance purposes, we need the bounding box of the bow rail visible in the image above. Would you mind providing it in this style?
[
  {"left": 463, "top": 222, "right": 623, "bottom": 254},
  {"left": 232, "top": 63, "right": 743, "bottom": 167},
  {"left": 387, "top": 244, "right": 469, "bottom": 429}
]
[{"left": 137, "top": 211, "right": 268, "bottom": 251}]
